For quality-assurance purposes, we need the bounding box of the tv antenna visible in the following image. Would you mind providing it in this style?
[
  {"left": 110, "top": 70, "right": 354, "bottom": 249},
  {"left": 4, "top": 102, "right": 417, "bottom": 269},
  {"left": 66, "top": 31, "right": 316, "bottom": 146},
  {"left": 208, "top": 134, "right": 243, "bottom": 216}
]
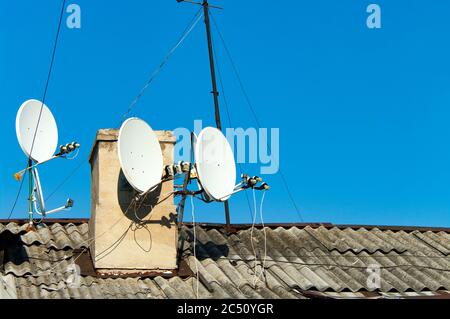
[
  {"left": 177, "top": 0, "right": 233, "bottom": 230},
  {"left": 15, "top": 99, "right": 80, "bottom": 228}
]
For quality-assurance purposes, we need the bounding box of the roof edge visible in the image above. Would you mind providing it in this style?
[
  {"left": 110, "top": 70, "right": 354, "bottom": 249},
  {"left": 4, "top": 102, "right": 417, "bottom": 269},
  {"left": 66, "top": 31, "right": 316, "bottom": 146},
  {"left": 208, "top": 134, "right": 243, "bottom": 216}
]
[
  {"left": 1, "top": 218, "right": 449, "bottom": 233},
  {"left": 183, "top": 222, "right": 450, "bottom": 233},
  {"left": 0, "top": 218, "right": 89, "bottom": 225}
]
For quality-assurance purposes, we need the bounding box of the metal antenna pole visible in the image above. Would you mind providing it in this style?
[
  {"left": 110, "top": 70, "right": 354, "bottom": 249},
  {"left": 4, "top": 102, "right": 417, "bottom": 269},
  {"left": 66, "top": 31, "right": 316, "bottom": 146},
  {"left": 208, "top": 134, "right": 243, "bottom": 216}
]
[
  {"left": 27, "top": 159, "right": 33, "bottom": 229},
  {"left": 176, "top": 132, "right": 195, "bottom": 265},
  {"left": 177, "top": 0, "right": 231, "bottom": 232},
  {"left": 203, "top": 0, "right": 222, "bottom": 131},
  {"left": 202, "top": 0, "right": 232, "bottom": 232}
]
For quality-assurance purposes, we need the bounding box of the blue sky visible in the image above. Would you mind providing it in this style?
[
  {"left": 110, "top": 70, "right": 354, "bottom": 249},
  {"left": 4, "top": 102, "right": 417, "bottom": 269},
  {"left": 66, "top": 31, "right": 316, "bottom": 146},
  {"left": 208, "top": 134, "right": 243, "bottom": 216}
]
[{"left": 1, "top": 1, "right": 450, "bottom": 227}]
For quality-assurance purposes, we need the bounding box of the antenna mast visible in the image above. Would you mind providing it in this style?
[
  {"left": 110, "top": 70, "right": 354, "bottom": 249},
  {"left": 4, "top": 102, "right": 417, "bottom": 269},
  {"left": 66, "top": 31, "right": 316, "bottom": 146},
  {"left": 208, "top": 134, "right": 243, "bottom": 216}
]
[
  {"left": 177, "top": 0, "right": 231, "bottom": 232},
  {"left": 202, "top": 0, "right": 232, "bottom": 232},
  {"left": 202, "top": 0, "right": 222, "bottom": 131}
]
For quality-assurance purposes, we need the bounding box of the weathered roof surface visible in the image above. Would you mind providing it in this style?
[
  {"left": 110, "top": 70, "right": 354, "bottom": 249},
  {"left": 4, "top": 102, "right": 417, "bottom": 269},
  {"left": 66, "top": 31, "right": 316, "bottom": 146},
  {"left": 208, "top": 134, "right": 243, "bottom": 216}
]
[{"left": 1, "top": 220, "right": 450, "bottom": 299}]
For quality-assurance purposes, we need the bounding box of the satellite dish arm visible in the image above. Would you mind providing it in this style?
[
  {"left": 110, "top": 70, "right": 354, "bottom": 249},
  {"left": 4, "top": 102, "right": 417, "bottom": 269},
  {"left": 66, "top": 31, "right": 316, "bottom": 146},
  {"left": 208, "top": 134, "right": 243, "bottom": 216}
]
[
  {"left": 31, "top": 168, "right": 46, "bottom": 215},
  {"left": 15, "top": 155, "right": 60, "bottom": 180},
  {"left": 14, "top": 142, "right": 80, "bottom": 181},
  {"left": 45, "top": 199, "right": 74, "bottom": 215}
]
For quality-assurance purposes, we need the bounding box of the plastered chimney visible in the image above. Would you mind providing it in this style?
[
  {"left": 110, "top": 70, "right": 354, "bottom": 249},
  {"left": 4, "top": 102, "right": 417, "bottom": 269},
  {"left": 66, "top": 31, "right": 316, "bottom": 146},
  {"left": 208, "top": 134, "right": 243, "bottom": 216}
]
[{"left": 88, "top": 129, "right": 177, "bottom": 276}]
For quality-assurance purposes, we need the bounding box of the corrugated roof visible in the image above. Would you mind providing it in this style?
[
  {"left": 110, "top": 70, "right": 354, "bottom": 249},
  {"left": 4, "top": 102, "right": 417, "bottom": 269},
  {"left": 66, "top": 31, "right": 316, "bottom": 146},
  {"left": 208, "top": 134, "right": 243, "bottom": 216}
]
[
  {"left": 0, "top": 221, "right": 89, "bottom": 249},
  {"left": 1, "top": 220, "right": 450, "bottom": 299}
]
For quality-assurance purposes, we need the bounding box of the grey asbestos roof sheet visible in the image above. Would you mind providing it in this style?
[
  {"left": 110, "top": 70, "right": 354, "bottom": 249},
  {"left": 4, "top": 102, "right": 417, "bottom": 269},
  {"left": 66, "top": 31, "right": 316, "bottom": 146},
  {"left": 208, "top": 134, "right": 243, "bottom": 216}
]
[
  {"left": 0, "top": 222, "right": 89, "bottom": 249},
  {"left": 1, "top": 220, "right": 450, "bottom": 299}
]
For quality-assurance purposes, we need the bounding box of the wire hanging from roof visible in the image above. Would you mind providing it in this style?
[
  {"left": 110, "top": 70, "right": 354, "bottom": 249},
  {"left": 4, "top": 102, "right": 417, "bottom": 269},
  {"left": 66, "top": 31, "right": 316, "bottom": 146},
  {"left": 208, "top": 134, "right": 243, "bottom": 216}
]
[
  {"left": 190, "top": 195, "right": 199, "bottom": 299},
  {"left": 252, "top": 190, "right": 267, "bottom": 288}
]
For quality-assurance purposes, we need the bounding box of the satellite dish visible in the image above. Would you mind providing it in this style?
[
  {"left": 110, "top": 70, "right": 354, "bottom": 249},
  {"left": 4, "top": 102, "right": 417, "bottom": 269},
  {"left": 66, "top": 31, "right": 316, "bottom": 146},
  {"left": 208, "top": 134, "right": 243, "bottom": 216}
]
[
  {"left": 14, "top": 99, "right": 79, "bottom": 221},
  {"left": 16, "top": 99, "right": 58, "bottom": 163},
  {"left": 118, "top": 117, "right": 163, "bottom": 194},
  {"left": 195, "top": 127, "right": 236, "bottom": 201}
]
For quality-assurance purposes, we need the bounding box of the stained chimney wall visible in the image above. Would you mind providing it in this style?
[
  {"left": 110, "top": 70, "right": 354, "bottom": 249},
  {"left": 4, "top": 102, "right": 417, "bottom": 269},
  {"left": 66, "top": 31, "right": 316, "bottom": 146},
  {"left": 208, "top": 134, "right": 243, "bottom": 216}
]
[{"left": 88, "top": 129, "right": 178, "bottom": 273}]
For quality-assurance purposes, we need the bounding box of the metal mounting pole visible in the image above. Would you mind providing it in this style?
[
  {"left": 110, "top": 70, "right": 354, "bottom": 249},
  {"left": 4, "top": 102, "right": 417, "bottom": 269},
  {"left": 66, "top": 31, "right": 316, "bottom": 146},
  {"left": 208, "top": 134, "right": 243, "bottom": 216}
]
[
  {"left": 176, "top": 169, "right": 191, "bottom": 265},
  {"left": 177, "top": 0, "right": 231, "bottom": 232},
  {"left": 203, "top": 0, "right": 222, "bottom": 131},
  {"left": 27, "top": 159, "right": 33, "bottom": 228},
  {"left": 202, "top": 0, "right": 231, "bottom": 232},
  {"left": 176, "top": 132, "right": 195, "bottom": 265}
]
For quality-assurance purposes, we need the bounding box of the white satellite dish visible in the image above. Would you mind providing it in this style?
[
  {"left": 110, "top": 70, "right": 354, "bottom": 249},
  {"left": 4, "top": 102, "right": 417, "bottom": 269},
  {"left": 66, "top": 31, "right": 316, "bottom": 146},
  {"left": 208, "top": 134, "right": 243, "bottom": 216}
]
[
  {"left": 16, "top": 99, "right": 58, "bottom": 163},
  {"left": 118, "top": 117, "right": 164, "bottom": 194},
  {"left": 195, "top": 127, "right": 236, "bottom": 201},
  {"left": 13, "top": 99, "right": 77, "bottom": 222}
]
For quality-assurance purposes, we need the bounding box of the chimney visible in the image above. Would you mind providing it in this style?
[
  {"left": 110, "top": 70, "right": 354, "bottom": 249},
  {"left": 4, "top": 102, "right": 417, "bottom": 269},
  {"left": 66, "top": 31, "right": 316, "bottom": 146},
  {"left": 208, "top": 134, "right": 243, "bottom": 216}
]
[{"left": 88, "top": 129, "right": 178, "bottom": 276}]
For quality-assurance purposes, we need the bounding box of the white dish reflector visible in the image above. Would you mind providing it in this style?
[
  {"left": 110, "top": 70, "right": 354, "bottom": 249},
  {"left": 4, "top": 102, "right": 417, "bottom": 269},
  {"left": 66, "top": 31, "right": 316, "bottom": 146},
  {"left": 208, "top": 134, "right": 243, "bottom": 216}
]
[
  {"left": 195, "top": 127, "right": 236, "bottom": 201},
  {"left": 16, "top": 99, "right": 58, "bottom": 163},
  {"left": 118, "top": 117, "right": 163, "bottom": 194}
]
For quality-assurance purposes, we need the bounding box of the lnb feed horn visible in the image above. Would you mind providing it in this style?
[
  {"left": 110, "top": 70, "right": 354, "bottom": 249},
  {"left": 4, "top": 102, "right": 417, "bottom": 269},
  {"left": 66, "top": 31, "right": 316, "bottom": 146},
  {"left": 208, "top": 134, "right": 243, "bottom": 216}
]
[
  {"left": 65, "top": 198, "right": 74, "bottom": 208},
  {"left": 58, "top": 141, "right": 80, "bottom": 155},
  {"left": 247, "top": 178, "right": 258, "bottom": 187},
  {"left": 165, "top": 165, "right": 175, "bottom": 178},
  {"left": 173, "top": 162, "right": 184, "bottom": 175},
  {"left": 72, "top": 141, "right": 81, "bottom": 148},
  {"left": 67, "top": 142, "right": 76, "bottom": 151},
  {"left": 254, "top": 182, "right": 270, "bottom": 191},
  {"left": 240, "top": 173, "right": 249, "bottom": 181},
  {"left": 180, "top": 161, "right": 191, "bottom": 173}
]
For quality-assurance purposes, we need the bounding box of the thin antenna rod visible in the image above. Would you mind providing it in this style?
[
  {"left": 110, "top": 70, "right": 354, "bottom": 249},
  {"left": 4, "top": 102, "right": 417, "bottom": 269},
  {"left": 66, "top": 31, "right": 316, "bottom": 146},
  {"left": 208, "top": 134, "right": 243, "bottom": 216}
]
[
  {"left": 202, "top": 0, "right": 232, "bottom": 232},
  {"left": 28, "top": 159, "right": 33, "bottom": 226},
  {"left": 178, "top": 0, "right": 231, "bottom": 232},
  {"left": 203, "top": 0, "right": 222, "bottom": 131},
  {"left": 176, "top": 132, "right": 195, "bottom": 265}
]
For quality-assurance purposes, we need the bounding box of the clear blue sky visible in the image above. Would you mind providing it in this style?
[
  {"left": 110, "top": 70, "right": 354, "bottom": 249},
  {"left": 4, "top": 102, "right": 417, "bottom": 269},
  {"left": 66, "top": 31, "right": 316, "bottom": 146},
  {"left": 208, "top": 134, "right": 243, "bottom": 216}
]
[{"left": 1, "top": 1, "right": 450, "bottom": 227}]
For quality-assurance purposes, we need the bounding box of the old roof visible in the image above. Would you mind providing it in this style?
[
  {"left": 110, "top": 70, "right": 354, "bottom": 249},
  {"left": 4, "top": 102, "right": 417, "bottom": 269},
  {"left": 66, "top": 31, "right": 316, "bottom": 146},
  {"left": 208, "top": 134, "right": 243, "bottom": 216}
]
[{"left": 1, "top": 219, "right": 450, "bottom": 299}]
